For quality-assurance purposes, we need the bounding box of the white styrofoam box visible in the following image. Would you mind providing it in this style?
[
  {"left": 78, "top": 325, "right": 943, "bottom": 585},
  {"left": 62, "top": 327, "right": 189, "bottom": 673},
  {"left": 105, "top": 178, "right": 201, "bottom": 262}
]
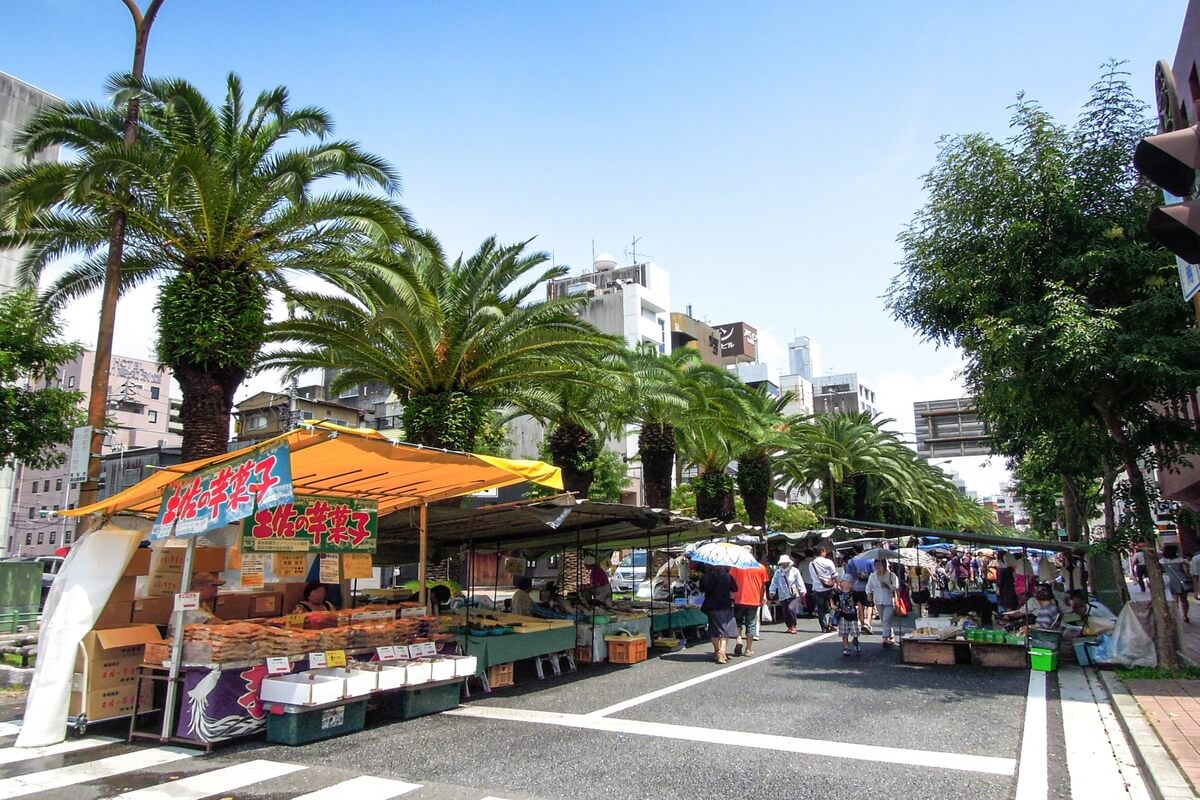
[
  {"left": 310, "top": 667, "right": 374, "bottom": 698},
  {"left": 372, "top": 664, "right": 408, "bottom": 691},
  {"left": 260, "top": 673, "right": 344, "bottom": 706},
  {"left": 447, "top": 655, "right": 478, "bottom": 677},
  {"left": 403, "top": 660, "right": 432, "bottom": 686},
  {"left": 426, "top": 658, "right": 455, "bottom": 682}
]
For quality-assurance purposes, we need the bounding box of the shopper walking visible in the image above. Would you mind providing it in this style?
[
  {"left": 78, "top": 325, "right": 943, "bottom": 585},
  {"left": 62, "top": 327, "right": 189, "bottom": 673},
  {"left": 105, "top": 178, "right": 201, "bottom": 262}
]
[
  {"left": 846, "top": 551, "right": 875, "bottom": 634},
  {"left": 1131, "top": 545, "right": 1147, "bottom": 592},
  {"left": 699, "top": 566, "right": 740, "bottom": 663},
  {"left": 1162, "top": 544, "right": 1193, "bottom": 623},
  {"left": 732, "top": 549, "right": 770, "bottom": 655},
  {"left": 796, "top": 549, "right": 815, "bottom": 617},
  {"left": 867, "top": 559, "right": 900, "bottom": 646},
  {"left": 834, "top": 577, "right": 861, "bottom": 656},
  {"left": 1190, "top": 548, "right": 1200, "bottom": 602},
  {"left": 769, "top": 554, "right": 806, "bottom": 635},
  {"left": 809, "top": 545, "right": 839, "bottom": 632}
]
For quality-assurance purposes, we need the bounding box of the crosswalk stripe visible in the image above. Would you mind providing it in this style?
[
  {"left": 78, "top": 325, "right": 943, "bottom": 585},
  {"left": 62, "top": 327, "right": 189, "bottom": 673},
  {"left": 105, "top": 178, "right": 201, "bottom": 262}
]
[
  {"left": 107, "top": 758, "right": 306, "bottom": 799},
  {"left": 0, "top": 721, "right": 22, "bottom": 737},
  {"left": 291, "top": 774, "right": 422, "bottom": 799},
  {"left": 0, "top": 746, "right": 195, "bottom": 798},
  {"left": 0, "top": 735, "right": 120, "bottom": 765}
]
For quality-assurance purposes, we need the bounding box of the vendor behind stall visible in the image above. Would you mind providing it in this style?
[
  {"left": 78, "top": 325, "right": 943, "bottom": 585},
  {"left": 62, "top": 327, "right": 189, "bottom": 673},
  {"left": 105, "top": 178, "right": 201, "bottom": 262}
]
[
  {"left": 511, "top": 576, "right": 534, "bottom": 616},
  {"left": 293, "top": 581, "right": 338, "bottom": 613},
  {"left": 167, "top": 571, "right": 224, "bottom": 636},
  {"left": 585, "top": 556, "right": 612, "bottom": 603}
]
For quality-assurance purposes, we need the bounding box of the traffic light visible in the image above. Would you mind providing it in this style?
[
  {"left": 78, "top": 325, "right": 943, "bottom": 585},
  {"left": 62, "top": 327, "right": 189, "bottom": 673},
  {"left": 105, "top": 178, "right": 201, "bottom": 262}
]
[{"left": 1134, "top": 124, "right": 1200, "bottom": 266}]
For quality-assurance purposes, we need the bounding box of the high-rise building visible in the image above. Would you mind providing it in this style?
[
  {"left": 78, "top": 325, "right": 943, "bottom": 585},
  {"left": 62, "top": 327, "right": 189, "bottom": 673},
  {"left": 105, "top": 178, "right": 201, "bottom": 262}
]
[
  {"left": 547, "top": 254, "right": 671, "bottom": 354},
  {"left": 8, "top": 352, "right": 180, "bottom": 557},
  {"left": 787, "top": 336, "right": 820, "bottom": 381},
  {"left": 811, "top": 373, "right": 879, "bottom": 417},
  {"left": 1, "top": 73, "right": 61, "bottom": 292},
  {"left": 913, "top": 397, "right": 991, "bottom": 459},
  {"left": 780, "top": 373, "right": 815, "bottom": 417}
]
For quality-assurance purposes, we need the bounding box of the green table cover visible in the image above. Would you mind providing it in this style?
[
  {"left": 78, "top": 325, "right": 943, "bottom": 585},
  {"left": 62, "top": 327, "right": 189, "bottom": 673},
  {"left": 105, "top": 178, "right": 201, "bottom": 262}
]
[
  {"left": 651, "top": 606, "right": 707, "bottom": 633},
  {"left": 457, "top": 625, "right": 577, "bottom": 673}
]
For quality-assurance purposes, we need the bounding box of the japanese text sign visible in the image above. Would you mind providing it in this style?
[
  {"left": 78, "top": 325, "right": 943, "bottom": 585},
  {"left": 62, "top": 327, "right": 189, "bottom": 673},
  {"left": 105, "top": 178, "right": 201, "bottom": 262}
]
[
  {"left": 151, "top": 442, "right": 294, "bottom": 540},
  {"left": 242, "top": 495, "right": 378, "bottom": 553}
]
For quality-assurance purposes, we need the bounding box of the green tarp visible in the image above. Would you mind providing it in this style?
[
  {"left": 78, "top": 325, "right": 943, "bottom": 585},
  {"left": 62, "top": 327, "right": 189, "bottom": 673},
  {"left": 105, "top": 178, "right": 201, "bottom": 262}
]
[
  {"left": 651, "top": 606, "right": 707, "bottom": 633},
  {"left": 457, "top": 625, "right": 577, "bottom": 673}
]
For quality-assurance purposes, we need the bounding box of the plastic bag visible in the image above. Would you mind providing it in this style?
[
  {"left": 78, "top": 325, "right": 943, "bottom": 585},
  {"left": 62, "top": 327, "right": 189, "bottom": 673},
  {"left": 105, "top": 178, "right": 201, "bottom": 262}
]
[
  {"left": 760, "top": 604, "right": 773, "bottom": 623},
  {"left": 1105, "top": 604, "right": 1157, "bottom": 668}
]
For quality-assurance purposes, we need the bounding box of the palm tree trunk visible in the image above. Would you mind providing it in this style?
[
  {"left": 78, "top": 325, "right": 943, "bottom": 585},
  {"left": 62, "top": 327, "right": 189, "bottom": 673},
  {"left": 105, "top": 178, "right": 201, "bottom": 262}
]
[
  {"left": 695, "top": 468, "right": 735, "bottom": 522},
  {"left": 548, "top": 422, "right": 598, "bottom": 498},
  {"left": 177, "top": 363, "right": 240, "bottom": 461},
  {"left": 402, "top": 391, "right": 484, "bottom": 451},
  {"left": 853, "top": 473, "right": 869, "bottom": 520},
  {"left": 639, "top": 421, "right": 675, "bottom": 507},
  {"left": 736, "top": 452, "right": 771, "bottom": 528}
]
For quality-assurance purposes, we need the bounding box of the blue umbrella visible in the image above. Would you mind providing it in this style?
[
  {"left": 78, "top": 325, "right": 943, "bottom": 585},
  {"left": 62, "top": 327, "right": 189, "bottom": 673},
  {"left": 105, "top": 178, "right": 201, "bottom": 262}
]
[{"left": 691, "top": 542, "right": 761, "bottom": 569}]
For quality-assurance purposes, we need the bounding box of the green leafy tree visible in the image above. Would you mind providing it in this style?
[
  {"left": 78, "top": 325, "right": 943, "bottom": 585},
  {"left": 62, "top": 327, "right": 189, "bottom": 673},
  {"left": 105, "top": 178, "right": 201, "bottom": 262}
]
[
  {"left": 674, "top": 364, "right": 755, "bottom": 522},
  {"left": 617, "top": 347, "right": 695, "bottom": 508},
  {"left": 766, "top": 502, "right": 819, "bottom": 532},
  {"left": 734, "top": 389, "right": 795, "bottom": 529},
  {"left": 585, "top": 447, "right": 631, "bottom": 503},
  {"left": 0, "top": 73, "right": 414, "bottom": 460},
  {"left": 263, "top": 238, "right": 617, "bottom": 452},
  {"left": 887, "top": 64, "right": 1200, "bottom": 667},
  {"left": 0, "top": 291, "right": 84, "bottom": 469}
]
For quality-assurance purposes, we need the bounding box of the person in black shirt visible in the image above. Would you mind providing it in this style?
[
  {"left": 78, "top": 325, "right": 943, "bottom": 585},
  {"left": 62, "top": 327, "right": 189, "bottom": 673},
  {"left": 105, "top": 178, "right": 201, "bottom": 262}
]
[{"left": 699, "top": 566, "right": 739, "bottom": 664}]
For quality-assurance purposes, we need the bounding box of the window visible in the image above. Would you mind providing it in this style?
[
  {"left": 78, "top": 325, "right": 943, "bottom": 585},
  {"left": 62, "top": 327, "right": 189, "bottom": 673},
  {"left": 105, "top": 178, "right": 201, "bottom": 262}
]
[
  {"left": 148, "top": 410, "right": 158, "bottom": 423},
  {"left": 49, "top": 531, "right": 56, "bottom": 545},
  {"left": 302, "top": 411, "right": 315, "bottom": 420},
  {"left": 150, "top": 386, "right": 160, "bottom": 400},
  {"left": 248, "top": 414, "right": 267, "bottom": 430},
  {"left": 526, "top": 559, "right": 537, "bottom": 569},
  {"left": 25, "top": 533, "right": 31, "bottom": 545},
  {"left": 63, "top": 531, "right": 71, "bottom": 545},
  {"left": 43, "top": 480, "right": 49, "bottom": 492},
  {"left": 53, "top": 504, "right": 59, "bottom": 513},
  {"left": 27, "top": 507, "right": 34, "bottom": 519},
  {"left": 67, "top": 376, "right": 75, "bottom": 388},
  {"left": 31, "top": 481, "right": 37, "bottom": 494},
  {"left": 6, "top": 536, "right": 10, "bottom": 553},
  {"left": 36, "top": 532, "right": 43, "bottom": 545},
  {"left": 55, "top": 478, "right": 62, "bottom": 491}
]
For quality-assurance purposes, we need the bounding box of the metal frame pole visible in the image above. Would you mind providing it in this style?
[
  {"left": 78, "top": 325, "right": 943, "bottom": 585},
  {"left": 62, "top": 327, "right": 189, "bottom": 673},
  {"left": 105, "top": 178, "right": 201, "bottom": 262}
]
[
  {"left": 160, "top": 536, "right": 195, "bottom": 740},
  {"left": 418, "top": 503, "right": 428, "bottom": 608}
]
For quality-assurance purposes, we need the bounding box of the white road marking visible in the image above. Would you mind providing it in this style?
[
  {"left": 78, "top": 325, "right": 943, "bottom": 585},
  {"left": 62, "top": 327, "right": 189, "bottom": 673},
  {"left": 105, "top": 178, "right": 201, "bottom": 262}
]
[
  {"left": 587, "top": 631, "right": 838, "bottom": 717},
  {"left": 1015, "top": 669, "right": 1048, "bottom": 800},
  {"left": 0, "top": 735, "right": 119, "bottom": 765},
  {"left": 0, "top": 720, "right": 22, "bottom": 737},
  {"left": 1061, "top": 667, "right": 1134, "bottom": 799},
  {"left": 108, "top": 758, "right": 306, "bottom": 799},
  {"left": 291, "top": 775, "right": 422, "bottom": 799},
  {"left": 0, "top": 746, "right": 195, "bottom": 798},
  {"left": 447, "top": 705, "right": 1016, "bottom": 775}
]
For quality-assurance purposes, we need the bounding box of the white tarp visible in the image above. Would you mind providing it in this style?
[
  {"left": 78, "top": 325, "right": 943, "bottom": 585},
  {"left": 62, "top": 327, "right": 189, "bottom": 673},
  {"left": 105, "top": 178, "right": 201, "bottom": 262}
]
[{"left": 17, "top": 525, "right": 141, "bottom": 748}]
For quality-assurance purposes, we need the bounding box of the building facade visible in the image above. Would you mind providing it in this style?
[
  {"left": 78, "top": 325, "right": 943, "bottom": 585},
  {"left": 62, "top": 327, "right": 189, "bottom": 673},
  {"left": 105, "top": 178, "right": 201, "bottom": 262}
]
[
  {"left": 669, "top": 311, "right": 721, "bottom": 366},
  {"left": 0, "top": 73, "right": 60, "bottom": 292},
  {"left": 8, "top": 352, "right": 178, "bottom": 557},
  {"left": 547, "top": 254, "right": 671, "bottom": 354},
  {"left": 787, "top": 336, "right": 820, "bottom": 381},
  {"left": 232, "top": 391, "right": 370, "bottom": 444},
  {"left": 811, "top": 373, "right": 879, "bottom": 417},
  {"left": 780, "top": 373, "right": 815, "bottom": 417},
  {"left": 713, "top": 321, "right": 757, "bottom": 367},
  {"left": 913, "top": 397, "right": 992, "bottom": 459}
]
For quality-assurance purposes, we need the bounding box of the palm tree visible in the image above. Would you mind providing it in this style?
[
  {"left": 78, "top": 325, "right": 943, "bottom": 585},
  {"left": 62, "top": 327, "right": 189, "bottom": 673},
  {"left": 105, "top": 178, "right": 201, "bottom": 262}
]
[
  {"left": 674, "top": 364, "right": 755, "bottom": 521},
  {"left": 0, "top": 74, "right": 414, "bottom": 460},
  {"left": 261, "top": 238, "right": 619, "bottom": 452},
  {"left": 734, "top": 389, "right": 796, "bottom": 528}
]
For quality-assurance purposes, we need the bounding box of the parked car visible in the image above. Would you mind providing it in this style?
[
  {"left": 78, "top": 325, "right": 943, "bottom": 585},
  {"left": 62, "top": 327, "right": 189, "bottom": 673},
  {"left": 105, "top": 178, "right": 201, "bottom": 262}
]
[{"left": 611, "top": 550, "right": 647, "bottom": 593}]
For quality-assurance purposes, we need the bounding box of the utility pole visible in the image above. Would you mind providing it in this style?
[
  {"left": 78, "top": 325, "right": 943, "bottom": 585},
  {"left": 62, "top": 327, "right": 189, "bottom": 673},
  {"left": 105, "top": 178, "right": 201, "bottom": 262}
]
[{"left": 76, "top": 0, "right": 165, "bottom": 532}]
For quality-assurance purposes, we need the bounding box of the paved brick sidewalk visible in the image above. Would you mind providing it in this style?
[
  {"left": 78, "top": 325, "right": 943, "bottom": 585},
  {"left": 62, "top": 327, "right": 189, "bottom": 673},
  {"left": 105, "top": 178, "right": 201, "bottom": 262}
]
[{"left": 1123, "top": 679, "right": 1200, "bottom": 794}]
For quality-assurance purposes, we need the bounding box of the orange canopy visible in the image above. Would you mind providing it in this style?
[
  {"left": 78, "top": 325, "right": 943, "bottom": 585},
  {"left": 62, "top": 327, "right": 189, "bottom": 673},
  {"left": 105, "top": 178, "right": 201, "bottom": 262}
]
[{"left": 65, "top": 421, "right": 564, "bottom": 520}]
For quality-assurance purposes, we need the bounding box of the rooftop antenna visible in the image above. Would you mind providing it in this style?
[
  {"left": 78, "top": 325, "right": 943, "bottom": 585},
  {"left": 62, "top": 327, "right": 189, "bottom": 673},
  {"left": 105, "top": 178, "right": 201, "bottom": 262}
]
[
  {"left": 625, "top": 235, "right": 652, "bottom": 265},
  {"left": 591, "top": 239, "right": 595, "bottom": 266}
]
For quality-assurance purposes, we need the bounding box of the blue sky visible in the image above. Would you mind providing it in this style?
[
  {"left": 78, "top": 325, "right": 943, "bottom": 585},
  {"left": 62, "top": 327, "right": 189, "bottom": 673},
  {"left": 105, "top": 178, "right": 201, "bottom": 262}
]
[{"left": 4, "top": 1, "right": 1190, "bottom": 493}]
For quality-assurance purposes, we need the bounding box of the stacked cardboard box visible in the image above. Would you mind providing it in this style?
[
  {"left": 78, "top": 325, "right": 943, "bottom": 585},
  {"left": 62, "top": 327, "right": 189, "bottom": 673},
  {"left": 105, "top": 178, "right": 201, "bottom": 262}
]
[
  {"left": 94, "top": 549, "right": 152, "bottom": 630},
  {"left": 140, "top": 546, "right": 226, "bottom": 597},
  {"left": 70, "top": 624, "right": 162, "bottom": 720}
]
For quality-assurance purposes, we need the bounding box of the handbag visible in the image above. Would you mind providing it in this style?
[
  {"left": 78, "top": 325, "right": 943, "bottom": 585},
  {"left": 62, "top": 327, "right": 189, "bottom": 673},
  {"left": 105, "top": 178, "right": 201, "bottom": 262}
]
[{"left": 894, "top": 586, "right": 911, "bottom": 617}]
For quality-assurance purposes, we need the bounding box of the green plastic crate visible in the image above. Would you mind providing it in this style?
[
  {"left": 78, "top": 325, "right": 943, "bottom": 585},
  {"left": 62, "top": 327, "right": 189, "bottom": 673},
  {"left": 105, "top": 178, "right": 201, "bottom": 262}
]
[
  {"left": 376, "top": 681, "right": 462, "bottom": 721},
  {"left": 266, "top": 700, "right": 366, "bottom": 745},
  {"left": 1029, "top": 647, "right": 1058, "bottom": 672}
]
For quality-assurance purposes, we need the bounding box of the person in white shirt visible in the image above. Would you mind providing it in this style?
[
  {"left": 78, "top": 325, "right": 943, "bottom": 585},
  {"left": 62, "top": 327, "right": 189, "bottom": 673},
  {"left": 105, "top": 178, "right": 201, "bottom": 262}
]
[
  {"left": 1190, "top": 550, "right": 1200, "bottom": 601},
  {"left": 808, "top": 545, "right": 839, "bottom": 632},
  {"left": 866, "top": 560, "right": 899, "bottom": 646}
]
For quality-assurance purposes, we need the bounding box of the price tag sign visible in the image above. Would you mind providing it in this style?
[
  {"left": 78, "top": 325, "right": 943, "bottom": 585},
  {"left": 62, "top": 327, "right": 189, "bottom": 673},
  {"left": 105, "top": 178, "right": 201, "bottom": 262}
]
[
  {"left": 319, "top": 553, "right": 341, "bottom": 584},
  {"left": 343, "top": 552, "right": 373, "bottom": 579},
  {"left": 394, "top": 644, "right": 412, "bottom": 660},
  {"left": 266, "top": 656, "right": 291, "bottom": 675},
  {"left": 417, "top": 642, "right": 437, "bottom": 657},
  {"left": 307, "top": 651, "right": 328, "bottom": 669},
  {"left": 174, "top": 592, "right": 200, "bottom": 612},
  {"left": 325, "top": 649, "right": 347, "bottom": 667},
  {"left": 376, "top": 646, "right": 397, "bottom": 661},
  {"left": 285, "top": 614, "right": 306, "bottom": 630},
  {"left": 274, "top": 552, "right": 308, "bottom": 579}
]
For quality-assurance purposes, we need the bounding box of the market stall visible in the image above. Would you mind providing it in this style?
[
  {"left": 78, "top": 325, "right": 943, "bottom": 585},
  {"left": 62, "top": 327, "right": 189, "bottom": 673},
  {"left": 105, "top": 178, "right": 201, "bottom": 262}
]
[
  {"left": 575, "top": 613, "right": 653, "bottom": 662},
  {"left": 18, "top": 422, "right": 564, "bottom": 749}
]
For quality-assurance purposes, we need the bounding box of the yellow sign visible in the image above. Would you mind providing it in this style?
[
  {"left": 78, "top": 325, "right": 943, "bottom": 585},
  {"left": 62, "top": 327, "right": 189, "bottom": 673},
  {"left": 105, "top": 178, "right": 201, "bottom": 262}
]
[
  {"left": 274, "top": 553, "right": 307, "bottom": 579},
  {"left": 325, "top": 649, "right": 347, "bottom": 667},
  {"left": 342, "top": 553, "right": 373, "bottom": 580},
  {"left": 285, "top": 614, "right": 306, "bottom": 629}
]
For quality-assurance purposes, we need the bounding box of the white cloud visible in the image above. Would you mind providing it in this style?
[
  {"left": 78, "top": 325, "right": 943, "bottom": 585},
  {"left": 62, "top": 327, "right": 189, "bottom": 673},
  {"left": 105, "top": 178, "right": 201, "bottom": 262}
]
[{"left": 755, "top": 328, "right": 787, "bottom": 373}]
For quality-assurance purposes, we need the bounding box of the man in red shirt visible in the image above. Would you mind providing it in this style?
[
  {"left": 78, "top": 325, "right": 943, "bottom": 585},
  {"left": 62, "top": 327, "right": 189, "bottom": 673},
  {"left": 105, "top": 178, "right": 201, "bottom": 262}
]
[{"left": 731, "top": 548, "right": 770, "bottom": 657}]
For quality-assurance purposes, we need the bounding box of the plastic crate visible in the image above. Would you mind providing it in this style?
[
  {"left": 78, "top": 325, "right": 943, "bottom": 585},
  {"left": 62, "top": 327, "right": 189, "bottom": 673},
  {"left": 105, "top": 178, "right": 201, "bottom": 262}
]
[
  {"left": 606, "top": 636, "right": 648, "bottom": 665},
  {"left": 375, "top": 681, "right": 462, "bottom": 721},
  {"left": 487, "top": 662, "right": 514, "bottom": 688},
  {"left": 572, "top": 646, "right": 596, "bottom": 665},
  {"left": 266, "top": 700, "right": 366, "bottom": 746},
  {"left": 1029, "top": 647, "right": 1058, "bottom": 672}
]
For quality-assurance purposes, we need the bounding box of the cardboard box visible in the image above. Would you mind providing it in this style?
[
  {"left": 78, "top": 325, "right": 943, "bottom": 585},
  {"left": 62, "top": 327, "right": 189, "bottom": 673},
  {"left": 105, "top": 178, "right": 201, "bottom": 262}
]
[
  {"left": 75, "top": 625, "right": 163, "bottom": 689},
  {"left": 70, "top": 678, "right": 153, "bottom": 720},
  {"left": 152, "top": 546, "right": 226, "bottom": 574},
  {"left": 260, "top": 673, "right": 344, "bottom": 706},
  {"left": 110, "top": 576, "right": 138, "bottom": 603},
  {"left": 247, "top": 591, "right": 282, "bottom": 618},
  {"left": 131, "top": 596, "right": 174, "bottom": 626},
  {"left": 94, "top": 601, "right": 133, "bottom": 630},
  {"left": 124, "top": 548, "right": 152, "bottom": 576},
  {"left": 267, "top": 582, "right": 307, "bottom": 614},
  {"left": 214, "top": 593, "right": 251, "bottom": 620},
  {"left": 310, "top": 667, "right": 374, "bottom": 698}
]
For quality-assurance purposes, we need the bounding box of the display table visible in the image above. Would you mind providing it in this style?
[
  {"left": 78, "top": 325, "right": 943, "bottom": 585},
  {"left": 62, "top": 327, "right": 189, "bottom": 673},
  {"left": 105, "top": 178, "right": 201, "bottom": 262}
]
[
  {"left": 650, "top": 606, "right": 707, "bottom": 634},
  {"left": 457, "top": 626, "right": 577, "bottom": 674},
  {"left": 901, "top": 637, "right": 1028, "bottom": 669},
  {"left": 577, "top": 615, "right": 652, "bottom": 662}
]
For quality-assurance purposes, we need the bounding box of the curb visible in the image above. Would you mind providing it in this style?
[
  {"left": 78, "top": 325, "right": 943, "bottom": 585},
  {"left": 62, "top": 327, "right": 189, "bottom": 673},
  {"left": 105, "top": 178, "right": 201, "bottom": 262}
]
[
  {"left": 0, "top": 665, "right": 32, "bottom": 688},
  {"left": 1098, "top": 670, "right": 1197, "bottom": 800}
]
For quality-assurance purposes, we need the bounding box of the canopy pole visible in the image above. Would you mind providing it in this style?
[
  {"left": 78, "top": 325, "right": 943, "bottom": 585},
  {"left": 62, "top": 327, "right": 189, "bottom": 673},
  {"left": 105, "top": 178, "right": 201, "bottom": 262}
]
[
  {"left": 465, "top": 538, "right": 473, "bottom": 655},
  {"left": 161, "top": 536, "right": 195, "bottom": 740},
  {"left": 418, "top": 502, "right": 428, "bottom": 609}
]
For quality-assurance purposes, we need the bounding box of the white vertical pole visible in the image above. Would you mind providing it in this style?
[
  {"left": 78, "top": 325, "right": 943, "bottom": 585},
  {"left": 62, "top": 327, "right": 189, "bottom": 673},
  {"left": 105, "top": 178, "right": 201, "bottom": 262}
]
[{"left": 160, "top": 536, "right": 196, "bottom": 740}]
